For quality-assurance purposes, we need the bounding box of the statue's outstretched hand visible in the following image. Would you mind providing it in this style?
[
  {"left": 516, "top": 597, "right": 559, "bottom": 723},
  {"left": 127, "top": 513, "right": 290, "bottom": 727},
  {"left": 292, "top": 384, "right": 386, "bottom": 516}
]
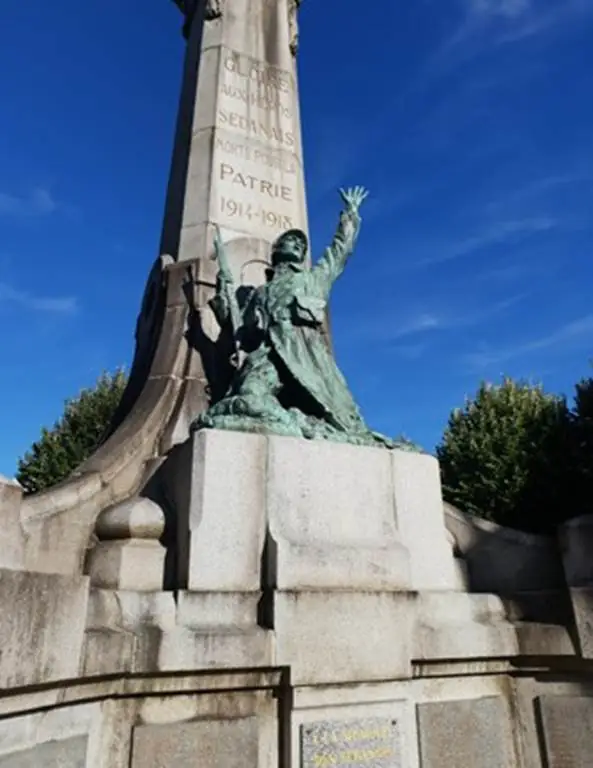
[{"left": 339, "top": 186, "right": 369, "bottom": 215}]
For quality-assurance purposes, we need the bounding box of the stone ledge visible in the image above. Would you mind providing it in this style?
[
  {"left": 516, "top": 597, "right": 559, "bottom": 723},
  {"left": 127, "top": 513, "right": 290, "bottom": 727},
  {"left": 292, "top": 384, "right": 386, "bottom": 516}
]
[{"left": 0, "top": 668, "right": 286, "bottom": 719}]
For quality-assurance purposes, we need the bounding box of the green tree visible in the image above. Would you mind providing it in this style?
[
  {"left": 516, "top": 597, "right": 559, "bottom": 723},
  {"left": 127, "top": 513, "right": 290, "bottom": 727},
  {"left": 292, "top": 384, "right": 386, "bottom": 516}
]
[
  {"left": 437, "top": 377, "right": 570, "bottom": 533},
  {"left": 569, "top": 375, "right": 593, "bottom": 508},
  {"left": 16, "top": 370, "right": 127, "bottom": 495}
]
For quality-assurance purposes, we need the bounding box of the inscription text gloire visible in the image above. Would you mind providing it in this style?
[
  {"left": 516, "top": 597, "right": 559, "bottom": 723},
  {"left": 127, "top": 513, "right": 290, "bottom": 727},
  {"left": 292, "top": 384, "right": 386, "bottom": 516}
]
[{"left": 212, "top": 45, "right": 301, "bottom": 235}]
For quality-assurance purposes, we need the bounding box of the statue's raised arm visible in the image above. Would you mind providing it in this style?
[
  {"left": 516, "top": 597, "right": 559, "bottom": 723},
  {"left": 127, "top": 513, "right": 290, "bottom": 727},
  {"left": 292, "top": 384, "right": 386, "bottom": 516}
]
[{"left": 312, "top": 186, "right": 369, "bottom": 295}]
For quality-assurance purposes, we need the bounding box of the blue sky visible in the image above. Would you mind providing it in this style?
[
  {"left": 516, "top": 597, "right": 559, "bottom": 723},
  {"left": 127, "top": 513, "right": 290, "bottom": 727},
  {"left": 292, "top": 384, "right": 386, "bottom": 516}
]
[{"left": 1, "top": 0, "right": 593, "bottom": 475}]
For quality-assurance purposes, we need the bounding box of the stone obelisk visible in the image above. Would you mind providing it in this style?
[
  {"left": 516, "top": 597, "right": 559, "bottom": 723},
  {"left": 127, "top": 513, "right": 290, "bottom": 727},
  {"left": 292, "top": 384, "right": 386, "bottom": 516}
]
[
  {"left": 163, "top": 0, "right": 308, "bottom": 287},
  {"left": 9, "top": 0, "right": 315, "bottom": 585}
]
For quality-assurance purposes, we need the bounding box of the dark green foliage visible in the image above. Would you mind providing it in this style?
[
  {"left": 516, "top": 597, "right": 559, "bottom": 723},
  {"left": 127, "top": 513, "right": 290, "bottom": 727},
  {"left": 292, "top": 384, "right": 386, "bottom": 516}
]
[
  {"left": 437, "top": 377, "right": 571, "bottom": 533},
  {"left": 570, "top": 375, "right": 593, "bottom": 509},
  {"left": 16, "top": 370, "right": 127, "bottom": 495}
]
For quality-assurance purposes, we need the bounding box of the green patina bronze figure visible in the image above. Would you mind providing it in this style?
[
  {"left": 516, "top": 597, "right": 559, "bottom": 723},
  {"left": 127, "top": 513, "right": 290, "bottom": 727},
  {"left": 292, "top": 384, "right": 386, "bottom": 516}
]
[{"left": 193, "top": 187, "right": 408, "bottom": 449}]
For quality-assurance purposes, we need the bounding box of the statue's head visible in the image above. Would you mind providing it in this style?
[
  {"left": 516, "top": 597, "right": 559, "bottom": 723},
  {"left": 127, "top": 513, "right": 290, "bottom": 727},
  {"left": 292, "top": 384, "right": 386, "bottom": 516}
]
[{"left": 270, "top": 229, "right": 308, "bottom": 270}]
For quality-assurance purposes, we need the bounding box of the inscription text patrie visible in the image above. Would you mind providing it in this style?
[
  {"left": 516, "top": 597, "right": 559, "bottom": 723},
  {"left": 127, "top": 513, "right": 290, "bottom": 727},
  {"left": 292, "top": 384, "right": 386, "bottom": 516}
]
[{"left": 213, "top": 47, "right": 300, "bottom": 233}]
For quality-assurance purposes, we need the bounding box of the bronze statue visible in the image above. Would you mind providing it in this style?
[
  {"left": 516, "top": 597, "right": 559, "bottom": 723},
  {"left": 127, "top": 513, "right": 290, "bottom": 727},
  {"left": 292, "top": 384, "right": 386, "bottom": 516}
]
[{"left": 193, "top": 187, "right": 404, "bottom": 448}]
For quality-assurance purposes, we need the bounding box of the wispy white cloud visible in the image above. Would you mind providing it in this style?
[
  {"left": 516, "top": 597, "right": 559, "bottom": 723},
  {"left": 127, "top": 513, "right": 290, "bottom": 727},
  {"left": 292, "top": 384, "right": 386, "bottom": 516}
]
[
  {"left": 457, "top": 0, "right": 592, "bottom": 45},
  {"left": 416, "top": 0, "right": 593, "bottom": 91},
  {"left": 387, "top": 312, "right": 442, "bottom": 339},
  {"left": 464, "top": 312, "right": 593, "bottom": 369},
  {"left": 417, "top": 217, "right": 558, "bottom": 267},
  {"left": 0, "top": 282, "right": 78, "bottom": 315},
  {"left": 348, "top": 293, "right": 526, "bottom": 347},
  {"left": 0, "top": 188, "right": 58, "bottom": 217},
  {"left": 485, "top": 171, "right": 593, "bottom": 214}
]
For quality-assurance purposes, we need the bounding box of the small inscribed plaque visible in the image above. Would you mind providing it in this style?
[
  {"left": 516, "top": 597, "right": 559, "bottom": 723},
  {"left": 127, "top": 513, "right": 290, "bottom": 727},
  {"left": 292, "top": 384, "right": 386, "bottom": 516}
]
[{"left": 300, "top": 716, "right": 401, "bottom": 768}]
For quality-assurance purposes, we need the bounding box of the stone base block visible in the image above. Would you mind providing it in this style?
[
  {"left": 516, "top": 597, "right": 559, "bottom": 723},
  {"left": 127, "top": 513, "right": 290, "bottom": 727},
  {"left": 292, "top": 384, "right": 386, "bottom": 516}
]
[
  {"left": 158, "top": 627, "right": 272, "bottom": 671},
  {"left": 266, "top": 435, "right": 411, "bottom": 590},
  {"left": 177, "top": 591, "right": 260, "bottom": 629},
  {"left": 87, "top": 540, "right": 165, "bottom": 591},
  {"left": 274, "top": 591, "right": 415, "bottom": 685},
  {"left": 184, "top": 430, "right": 463, "bottom": 594},
  {"left": 414, "top": 592, "right": 519, "bottom": 660},
  {"left": 84, "top": 588, "right": 271, "bottom": 674},
  {"left": 391, "top": 449, "right": 458, "bottom": 590},
  {"left": 185, "top": 430, "right": 266, "bottom": 592}
]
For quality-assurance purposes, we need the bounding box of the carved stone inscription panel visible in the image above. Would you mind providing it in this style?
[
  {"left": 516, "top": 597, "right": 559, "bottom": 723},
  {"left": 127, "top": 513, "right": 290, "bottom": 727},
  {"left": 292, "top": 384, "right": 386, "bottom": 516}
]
[{"left": 212, "top": 47, "right": 303, "bottom": 238}]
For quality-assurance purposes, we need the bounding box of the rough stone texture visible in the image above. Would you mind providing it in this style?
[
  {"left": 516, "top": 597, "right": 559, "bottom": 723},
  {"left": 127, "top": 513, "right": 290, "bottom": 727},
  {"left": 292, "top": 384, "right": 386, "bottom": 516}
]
[
  {"left": 185, "top": 432, "right": 450, "bottom": 595},
  {"left": 0, "top": 737, "right": 88, "bottom": 768},
  {"left": 274, "top": 591, "right": 414, "bottom": 686},
  {"left": 177, "top": 590, "right": 260, "bottom": 629},
  {"left": 0, "top": 570, "right": 88, "bottom": 688},
  {"left": 417, "top": 696, "right": 514, "bottom": 767},
  {"left": 83, "top": 588, "right": 272, "bottom": 675},
  {"left": 185, "top": 430, "right": 267, "bottom": 591},
  {"left": 537, "top": 695, "right": 593, "bottom": 766},
  {"left": 559, "top": 513, "right": 593, "bottom": 587},
  {"left": 132, "top": 717, "right": 258, "bottom": 768},
  {"left": 87, "top": 540, "right": 166, "bottom": 591},
  {"left": 568, "top": 587, "right": 593, "bottom": 659},
  {"left": 266, "top": 436, "right": 411, "bottom": 590},
  {"left": 0, "top": 476, "right": 25, "bottom": 569},
  {"left": 445, "top": 503, "right": 565, "bottom": 594},
  {"left": 414, "top": 592, "right": 519, "bottom": 660},
  {"left": 0, "top": 700, "right": 106, "bottom": 764},
  {"left": 392, "top": 451, "right": 458, "bottom": 591}
]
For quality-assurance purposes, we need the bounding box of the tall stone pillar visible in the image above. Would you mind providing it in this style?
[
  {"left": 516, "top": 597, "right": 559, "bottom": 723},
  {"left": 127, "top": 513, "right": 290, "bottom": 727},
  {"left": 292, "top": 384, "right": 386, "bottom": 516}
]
[
  {"left": 13, "top": 0, "right": 312, "bottom": 576},
  {"left": 162, "top": 0, "right": 308, "bottom": 287}
]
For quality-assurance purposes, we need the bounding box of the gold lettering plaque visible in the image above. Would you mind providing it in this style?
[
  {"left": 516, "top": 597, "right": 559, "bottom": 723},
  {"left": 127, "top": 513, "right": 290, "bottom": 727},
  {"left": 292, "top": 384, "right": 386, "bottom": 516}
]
[{"left": 300, "top": 717, "right": 401, "bottom": 768}]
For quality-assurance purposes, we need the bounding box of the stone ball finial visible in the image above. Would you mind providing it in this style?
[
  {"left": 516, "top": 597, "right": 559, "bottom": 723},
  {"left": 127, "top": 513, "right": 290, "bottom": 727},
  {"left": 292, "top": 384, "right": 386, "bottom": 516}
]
[
  {"left": 96, "top": 497, "right": 165, "bottom": 541},
  {"left": 89, "top": 498, "right": 166, "bottom": 591}
]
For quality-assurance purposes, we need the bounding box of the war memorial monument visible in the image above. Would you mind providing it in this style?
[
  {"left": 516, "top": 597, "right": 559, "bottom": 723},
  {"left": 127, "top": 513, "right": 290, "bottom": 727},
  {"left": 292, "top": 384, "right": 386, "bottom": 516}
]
[{"left": 1, "top": 0, "right": 593, "bottom": 765}]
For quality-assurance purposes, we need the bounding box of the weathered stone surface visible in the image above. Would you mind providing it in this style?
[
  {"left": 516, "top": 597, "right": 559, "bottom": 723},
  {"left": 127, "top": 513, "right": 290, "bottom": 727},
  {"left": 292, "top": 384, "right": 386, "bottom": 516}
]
[
  {"left": 185, "top": 430, "right": 267, "bottom": 591},
  {"left": 301, "top": 717, "right": 402, "bottom": 768},
  {"left": 182, "top": 432, "right": 468, "bottom": 596},
  {"left": 95, "top": 497, "right": 165, "bottom": 540},
  {"left": 0, "top": 475, "right": 25, "bottom": 569},
  {"left": 537, "top": 695, "right": 593, "bottom": 766},
  {"left": 417, "top": 696, "right": 514, "bottom": 767},
  {"left": 274, "top": 591, "right": 414, "bottom": 685},
  {"left": 267, "top": 436, "right": 411, "bottom": 590},
  {"left": 83, "top": 588, "right": 271, "bottom": 673},
  {"left": 87, "top": 540, "right": 166, "bottom": 591},
  {"left": 177, "top": 591, "right": 260, "bottom": 629},
  {"left": 567, "top": 587, "right": 593, "bottom": 658},
  {"left": 445, "top": 503, "right": 565, "bottom": 594},
  {"left": 162, "top": 0, "right": 307, "bottom": 265},
  {"left": 0, "top": 737, "right": 87, "bottom": 768},
  {"left": 0, "top": 570, "right": 88, "bottom": 688},
  {"left": 559, "top": 513, "right": 593, "bottom": 587},
  {"left": 157, "top": 626, "right": 271, "bottom": 672},
  {"left": 132, "top": 717, "right": 258, "bottom": 767},
  {"left": 414, "top": 593, "right": 519, "bottom": 660},
  {"left": 391, "top": 451, "right": 458, "bottom": 591}
]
